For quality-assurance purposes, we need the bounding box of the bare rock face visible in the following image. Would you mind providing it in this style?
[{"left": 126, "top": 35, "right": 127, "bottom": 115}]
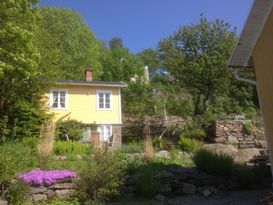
[
  {"left": 50, "top": 182, "right": 75, "bottom": 189},
  {"left": 55, "top": 189, "right": 74, "bottom": 199},
  {"left": 227, "top": 135, "right": 239, "bottom": 146},
  {"left": 32, "top": 194, "right": 47, "bottom": 202},
  {"left": 180, "top": 182, "right": 197, "bottom": 194},
  {"left": 30, "top": 186, "right": 47, "bottom": 194},
  {"left": 0, "top": 200, "right": 8, "bottom": 205},
  {"left": 235, "top": 148, "right": 261, "bottom": 162}
]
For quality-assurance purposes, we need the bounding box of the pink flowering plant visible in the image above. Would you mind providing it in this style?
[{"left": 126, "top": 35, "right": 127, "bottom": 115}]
[{"left": 19, "top": 169, "right": 77, "bottom": 186}]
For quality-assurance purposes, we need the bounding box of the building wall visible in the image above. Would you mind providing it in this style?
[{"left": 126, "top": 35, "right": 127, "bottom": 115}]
[
  {"left": 252, "top": 10, "right": 273, "bottom": 174},
  {"left": 45, "top": 85, "right": 122, "bottom": 125}
]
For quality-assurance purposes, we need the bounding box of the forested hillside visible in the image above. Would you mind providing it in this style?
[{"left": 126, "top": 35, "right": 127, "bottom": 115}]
[{"left": 0, "top": 1, "right": 258, "bottom": 142}]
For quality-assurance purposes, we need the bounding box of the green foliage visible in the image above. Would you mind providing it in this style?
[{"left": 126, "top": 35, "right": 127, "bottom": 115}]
[
  {"left": 76, "top": 150, "right": 125, "bottom": 202},
  {"left": 242, "top": 121, "right": 253, "bottom": 135},
  {"left": 0, "top": 142, "right": 38, "bottom": 194},
  {"left": 6, "top": 179, "right": 30, "bottom": 205},
  {"left": 193, "top": 149, "right": 234, "bottom": 176},
  {"left": 53, "top": 141, "right": 92, "bottom": 155},
  {"left": 134, "top": 167, "right": 160, "bottom": 197},
  {"left": 100, "top": 42, "right": 145, "bottom": 82},
  {"left": 119, "top": 142, "right": 143, "bottom": 154},
  {"left": 180, "top": 129, "right": 206, "bottom": 140},
  {"left": 0, "top": 0, "right": 47, "bottom": 142},
  {"left": 122, "top": 82, "right": 154, "bottom": 117},
  {"left": 137, "top": 48, "right": 161, "bottom": 74},
  {"left": 179, "top": 137, "right": 200, "bottom": 153},
  {"left": 38, "top": 155, "right": 87, "bottom": 173},
  {"left": 158, "top": 14, "right": 238, "bottom": 116},
  {"left": 55, "top": 120, "right": 85, "bottom": 141},
  {"left": 35, "top": 7, "right": 103, "bottom": 80}
]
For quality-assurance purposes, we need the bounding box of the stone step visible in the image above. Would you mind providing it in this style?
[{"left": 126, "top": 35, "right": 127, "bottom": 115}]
[{"left": 0, "top": 200, "right": 8, "bottom": 205}]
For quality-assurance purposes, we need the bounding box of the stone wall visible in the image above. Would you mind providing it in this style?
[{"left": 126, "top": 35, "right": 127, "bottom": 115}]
[
  {"left": 123, "top": 116, "right": 184, "bottom": 142},
  {"left": 27, "top": 177, "right": 76, "bottom": 203},
  {"left": 207, "top": 120, "right": 265, "bottom": 149}
]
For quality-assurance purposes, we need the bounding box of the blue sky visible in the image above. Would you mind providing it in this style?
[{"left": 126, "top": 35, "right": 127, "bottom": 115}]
[{"left": 39, "top": 0, "right": 254, "bottom": 54}]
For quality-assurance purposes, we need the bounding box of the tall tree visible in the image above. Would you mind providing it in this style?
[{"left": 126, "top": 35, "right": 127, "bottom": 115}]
[
  {"left": 100, "top": 46, "right": 145, "bottom": 82},
  {"left": 109, "top": 37, "right": 123, "bottom": 50},
  {"left": 0, "top": 0, "right": 45, "bottom": 142},
  {"left": 138, "top": 48, "right": 160, "bottom": 70},
  {"left": 35, "top": 7, "right": 103, "bottom": 80},
  {"left": 159, "top": 15, "right": 237, "bottom": 116}
]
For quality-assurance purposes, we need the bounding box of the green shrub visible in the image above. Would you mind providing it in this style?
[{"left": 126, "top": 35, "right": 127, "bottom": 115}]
[
  {"left": 53, "top": 141, "right": 92, "bottom": 155},
  {"left": 193, "top": 149, "right": 234, "bottom": 176},
  {"left": 119, "top": 142, "right": 143, "bottom": 153},
  {"left": 55, "top": 120, "right": 85, "bottom": 141},
  {"left": 76, "top": 150, "right": 125, "bottom": 202},
  {"left": 153, "top": 137, "right": 173, "bottom": 150},
  {"left": 6, "top": 178, "right": 30, "bottom": 205},
  {"left": 179, "top": 137, "right": 200, "bottom": 153},
  {"left": 134, "top": 167, "right": 160, "bottom": 197},
  {"left": 0, "top": 142, "right": 38, "bottom": 192},
  {"left": 180, "top": 129, "right": 206, "bottom": 140},
  {"left": 242, "top": 121, "right": 253, "bottom": 135}
]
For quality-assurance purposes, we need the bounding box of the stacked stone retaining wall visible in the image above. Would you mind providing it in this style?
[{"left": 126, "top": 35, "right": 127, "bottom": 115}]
[{"left": 27, "top": 177, "right": 76, "bottom": 203}]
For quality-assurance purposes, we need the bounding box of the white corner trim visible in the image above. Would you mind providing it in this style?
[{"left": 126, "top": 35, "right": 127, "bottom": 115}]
[{"left": 118, "top": 88, "right": 122, "bottom": 124}]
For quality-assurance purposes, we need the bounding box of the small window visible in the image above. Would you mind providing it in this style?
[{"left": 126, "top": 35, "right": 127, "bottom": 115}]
[
  {"left": 50, "top": 89, "right": 68, "bottom": 109},
  {"left": 97, "top": 125, "right": 112, "bottom": 141},
  {"left": 96, "top": 90, "right": 112, "bottom": 110}
]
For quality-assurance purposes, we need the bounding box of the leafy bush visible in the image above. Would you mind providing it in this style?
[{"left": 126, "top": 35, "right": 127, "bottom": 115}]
[
  {"left": 0, "top": 142, "right": 38, "bottom": 192},
  {"left": 53, "top": 141, "right": 92, "bottom": 155},
  {"left": 242, "top": 121, "right": 253, "bottom": 135},
  {"left": 119, "top": 142, "right": 143, "bottom": 153},
  {"left": 153, "top": 137, "right": 173, "bottom": 150},
  {"left": 134, "top": 167, "right": 160, "bottom": 197},
  {"left": 180, "top": 129, "right": 206, "bottom": 140},
  {"left": 179, "top": 137, "right": 200, "bottom": 153},
  {"left": 76, "top": 150, "right": 125, "bottom": 202},
  {"left": 193, "top": 149, "right": 234, "bottom": 176},
  {"left": 55, "top": 120, "right": 85, "bottom": 141},
  {"left": 6, "top": 178, "right": 30, "bottom": 205}
]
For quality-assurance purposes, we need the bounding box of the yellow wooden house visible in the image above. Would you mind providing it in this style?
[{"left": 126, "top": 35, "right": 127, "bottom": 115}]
[{"left": 45, "top": 69, "right": 127, "bottom": 146}]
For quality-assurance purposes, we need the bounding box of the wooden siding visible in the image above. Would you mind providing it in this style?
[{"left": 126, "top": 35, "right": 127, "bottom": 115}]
[
  {"left": 253, "top": 9, "right": 273, "bottom": 175},
  {"left": 45, "top": 85, "right": 122, "bottom": 125}
]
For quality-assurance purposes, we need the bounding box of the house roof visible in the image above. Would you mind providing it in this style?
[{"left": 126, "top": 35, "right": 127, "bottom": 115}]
[
  {"left": 228, "top": 0, "right": 273, "bottom": 68},
  {"left": 56, "top": 80, "right": 127, "bottom": 88}
]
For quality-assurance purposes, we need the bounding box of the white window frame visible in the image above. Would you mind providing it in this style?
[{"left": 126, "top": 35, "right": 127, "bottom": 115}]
[
  {"left": 49, "top": 89, "right": 68, "bottom": 110},
  {"left": 97, "top": 125, "right": 112, "bottom": 141},
  {"left": 96, "top": 90, "right": 112, "bottom": 110}
]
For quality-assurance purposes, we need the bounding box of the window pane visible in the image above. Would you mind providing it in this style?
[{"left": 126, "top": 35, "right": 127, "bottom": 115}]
[
  {"left": 52, "top": 91, "right": 59, "bottom": 108},
  {"left": 100, "top": 126, "right": 105, "bottom": 141},
  {"left": 60, "top": 91, "right": 66, "bottom": 108},
  {"left": 98, "top": 93, "right": 104, "bottom": 108},
  {"left": 105, "top": 94, "right": 110, "bottom": 109},
  {"left": 105, "top": 126, "right": 111, "bottom": 141}
]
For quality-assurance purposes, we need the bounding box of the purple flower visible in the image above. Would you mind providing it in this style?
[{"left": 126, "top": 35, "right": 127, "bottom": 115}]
[{"left": 19, "top": 169, "right": 77, "bottom": 186}]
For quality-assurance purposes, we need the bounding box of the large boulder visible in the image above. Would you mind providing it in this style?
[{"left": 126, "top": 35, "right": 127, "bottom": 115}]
[
  {"left": 234, "top": 148, "right": 261, "bottom": 162},
  {"left": 202, "top": 143, "right": 238, "bottom": 158}
]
